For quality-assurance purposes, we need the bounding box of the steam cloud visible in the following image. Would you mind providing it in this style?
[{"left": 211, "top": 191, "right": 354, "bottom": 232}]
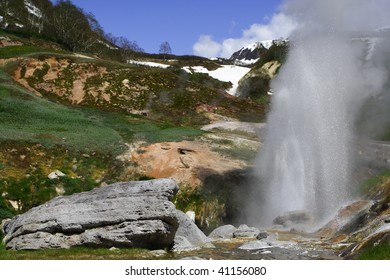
[{"left": 251, "top": 0, "right": 390, "bottom": 226}]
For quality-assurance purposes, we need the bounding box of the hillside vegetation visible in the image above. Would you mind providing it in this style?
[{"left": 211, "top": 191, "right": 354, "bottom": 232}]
[{"left": 0, "top": 26, "right": 267, "bottom": 223}]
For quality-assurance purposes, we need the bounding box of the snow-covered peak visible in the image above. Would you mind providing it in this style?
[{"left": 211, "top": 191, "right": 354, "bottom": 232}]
[{"left": 229, "top": 40, "right": 284, "bottom": 65}]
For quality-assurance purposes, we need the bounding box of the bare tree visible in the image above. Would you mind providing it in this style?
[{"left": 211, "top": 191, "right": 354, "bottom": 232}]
[
  {"left": 104, "top": 34, "right": 144, "bottom": 61},
  {"left": 51, "top": 0, "right": 95, "bottom": 51},
  {"left": 159, "top": 41, "right": 172, "bottom": 59}
]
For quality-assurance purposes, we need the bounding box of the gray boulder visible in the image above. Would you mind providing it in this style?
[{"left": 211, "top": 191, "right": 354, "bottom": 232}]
[
  {"left": 2, "top": 179, "right": 179, "bottom": 250},
  {"left": 233, "top": 224, "right": 261, "bottom": 238},
  {"left": 173, "top": 210, "right": 213, "bottom": 251},
  {"left": 273, "top": 211, "right": 312, "bottom": 227},
  {"left": 256, "top": 231, "right": 269, "bottom": 240},
  {"left": 208, "top": 225, "right": 237, "bottom": 240}
]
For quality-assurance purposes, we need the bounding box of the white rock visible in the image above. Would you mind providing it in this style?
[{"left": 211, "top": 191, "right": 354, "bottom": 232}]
[
  {"left": 48, "top": 170, "right": 66, "bottom": 179},
  {"left": 186, "top": 211, "right": 196, "bottom": 222}
]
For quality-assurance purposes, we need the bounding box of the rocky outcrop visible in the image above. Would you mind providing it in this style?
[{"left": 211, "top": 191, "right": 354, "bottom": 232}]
[
  {"left": 173, "top": 210, "right": 213, "bottom": 251},
  {"left": 2, "top": 179, "right": 179, "bottom": 250},
  {"left": 316, "top": 200, "right": 375, "bottom": 238}
]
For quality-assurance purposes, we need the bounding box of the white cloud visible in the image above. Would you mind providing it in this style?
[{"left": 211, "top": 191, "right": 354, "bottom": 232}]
[
  {"left": 192, "top": 35, "right": 222, "bottom": 58},
  {"left": 193, "top": 13, "right": 297, "bottom": 58}
]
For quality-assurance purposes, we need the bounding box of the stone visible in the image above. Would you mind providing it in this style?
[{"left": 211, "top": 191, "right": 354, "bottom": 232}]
[
  {"left": 239, "top": 240, "right": 272, "bottom": 250},
  {"left": 2, "top": 179, "right": 179, "bottom": 250},
  {"left": 47, "top": 170, "right": 66, "bottom": 180},
  {"left": 256, "top": 231, "right": 269, "bottom": 240},
  {"left": 150, "top": 249, "right": 167, "bottom": 257},
  {"left": 233, "top": 224, "right": 261, "bottom": 238},
  {"left": 208, "top": 225, "right": 237, "bottom": 240},
  {"left": 173, "top": 210, "right": 213, "bottom": 251},
  {"left": 180, "top": 256, "right": 206, "bottom": 260},
  {"left": 273, "top": 210, "right": 312, "bottom": 227}
]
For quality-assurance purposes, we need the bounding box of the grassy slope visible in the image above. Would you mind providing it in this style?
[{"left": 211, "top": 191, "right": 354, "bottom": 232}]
[{"left": 0, "top": 44, "right": 210, "bottom": 217}]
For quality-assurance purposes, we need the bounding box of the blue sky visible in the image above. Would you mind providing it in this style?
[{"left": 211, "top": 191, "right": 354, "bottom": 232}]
[{"left": 68, "top": 0, "right": 293, "bottom": 57}]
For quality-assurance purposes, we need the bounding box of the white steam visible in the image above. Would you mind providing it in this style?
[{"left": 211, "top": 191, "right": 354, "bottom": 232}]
[{"left": 253, "top": 0, "right": 390, "bottom": 226}]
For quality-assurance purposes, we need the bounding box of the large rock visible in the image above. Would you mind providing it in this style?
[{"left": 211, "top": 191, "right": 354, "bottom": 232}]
[
  {"left": 273, "top": 211, "right": 312, "bottom": 227},
  {"left": 208, "top": 225, "right": 237, "bottom": 240},
  {"left": 173, "top": 210, "right": 213, "bottom": 251},
  {"left": 2, "top": 179, "right": 179, "bottom": 250},
  {"left": 232, "top": 224, "right": 261, "bottom": 238}
]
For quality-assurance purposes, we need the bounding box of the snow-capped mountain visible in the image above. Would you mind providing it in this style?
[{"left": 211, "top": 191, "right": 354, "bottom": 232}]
[
  {"left": 229, "top": 40, "right": 284, "bottom": 65},
  {"left": 229, "top": 41, "right": 272, "bottom": 65}
]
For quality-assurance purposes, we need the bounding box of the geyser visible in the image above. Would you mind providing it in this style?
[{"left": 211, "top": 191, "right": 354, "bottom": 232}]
[{"left": 253, "top": 0, "right": 390, "bottom": 226}]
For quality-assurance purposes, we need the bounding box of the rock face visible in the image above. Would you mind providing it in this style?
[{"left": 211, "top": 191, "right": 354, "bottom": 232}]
[
  {"left": 316, "top": 200, "right": 375, "bottom": 238},
  {"left": 173, "top": 210, "right": 212, "bottom": 251},
  {"left": 2, "top": 179, "right": 179, "bottom": 250}
]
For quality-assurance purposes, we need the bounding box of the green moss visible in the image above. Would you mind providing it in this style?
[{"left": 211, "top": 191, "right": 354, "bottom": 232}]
[
  {"left": 174, "top": 186, "right": 225, "bottom": 232},
  {"left": 360, "top": 170, "right": 390, "bottom": 194},
  {"left": 0, "top": 246, "right": 154, "bottom": 260},
  {"left": 0, "top": 167, "right": 101, "bottom": 213},
  {"left": 358, "top": 244, "right": 390, "bottom": 260}
]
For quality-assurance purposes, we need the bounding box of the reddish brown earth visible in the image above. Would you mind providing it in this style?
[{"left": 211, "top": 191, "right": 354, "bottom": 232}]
[{"left": 121, "top": 141, "right": 247, "bottom": 187}]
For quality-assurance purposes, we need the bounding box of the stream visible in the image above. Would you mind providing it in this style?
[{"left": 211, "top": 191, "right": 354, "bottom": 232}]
[{"left": 172, "top": 231, "right": 344, "bottom": 260}]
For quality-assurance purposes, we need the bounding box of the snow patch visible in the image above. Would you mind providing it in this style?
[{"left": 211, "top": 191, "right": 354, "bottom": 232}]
[
  {"left": 183, "top": 65, "right": 250, "bottom": 96},
  {"left": 24, "top": 0, "right": 42, "bottom": 18},
  {"left": 234, "top": 58, "right": 260, "bottom": 66},
  {"left": 15, "top": 23, "right": 24, "bottom": 28},
  {"left": 97, "top": 40, "right": 118, "bottom": 50},
  {"left": 127, "top": 60, "right": 170, "bottom": 69},
  {"left": 73, "top": 53, "right": 94, "bottom": 59},
  {"left": 0, "top": 16, "right": 3, "bottom": 23}
]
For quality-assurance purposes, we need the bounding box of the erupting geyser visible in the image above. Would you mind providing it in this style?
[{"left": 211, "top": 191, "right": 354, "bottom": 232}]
[{"left": 253, "top": 0, "right": 390, "bottom": 226}]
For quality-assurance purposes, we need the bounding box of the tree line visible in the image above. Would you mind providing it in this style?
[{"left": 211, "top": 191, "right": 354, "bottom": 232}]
[{"left": 0, "top": 0, "right": 172, "bottom": 61}]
